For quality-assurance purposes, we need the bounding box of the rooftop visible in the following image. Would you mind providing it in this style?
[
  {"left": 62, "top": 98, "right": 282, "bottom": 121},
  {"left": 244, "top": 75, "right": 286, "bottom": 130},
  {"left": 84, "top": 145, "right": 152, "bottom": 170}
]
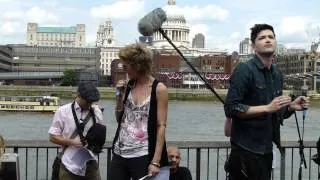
[{"left": 37, "top": 27, "right": 77, "bottom": 34}]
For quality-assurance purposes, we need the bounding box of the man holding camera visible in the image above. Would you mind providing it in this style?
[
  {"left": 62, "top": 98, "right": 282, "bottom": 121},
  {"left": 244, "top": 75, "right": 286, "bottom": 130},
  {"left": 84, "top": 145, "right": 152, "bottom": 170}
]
[{"left": 48, "top": 83, "right": 105, "bottom": 180}]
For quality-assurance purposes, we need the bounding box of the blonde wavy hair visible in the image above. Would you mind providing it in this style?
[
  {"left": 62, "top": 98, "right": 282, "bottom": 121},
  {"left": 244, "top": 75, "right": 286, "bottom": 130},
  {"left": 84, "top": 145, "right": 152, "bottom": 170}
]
[
  {"left": 118, "top": 43, "right": 153, "bottom": 75},
  {"left": 0, "top": 135, "right": 4, "bottom": 157}
]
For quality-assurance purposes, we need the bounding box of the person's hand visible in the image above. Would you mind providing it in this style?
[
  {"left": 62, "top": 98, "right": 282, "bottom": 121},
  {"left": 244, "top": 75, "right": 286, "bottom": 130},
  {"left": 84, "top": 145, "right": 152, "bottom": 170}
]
[
  {"left": 266, "top": 95, "right": 292, "bottom": 113},
  {"left": 148, "top": 163, "right": 160, "bottom": 177},
  {"left": 70, "top": 139, "right": 83, "bottom": 148},
  {"left": 289, "top": 96, "right": 310, "bottom": 111}
]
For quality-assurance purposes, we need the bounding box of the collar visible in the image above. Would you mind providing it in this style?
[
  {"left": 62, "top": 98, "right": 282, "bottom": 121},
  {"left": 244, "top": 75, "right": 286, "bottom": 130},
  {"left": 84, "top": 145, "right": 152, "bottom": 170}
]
[
  {"left": 74, "top": 101, "right": 82, "bottom": 111},
  {"left": 253, "top": 55, "right": 274, "bottom": 73}
]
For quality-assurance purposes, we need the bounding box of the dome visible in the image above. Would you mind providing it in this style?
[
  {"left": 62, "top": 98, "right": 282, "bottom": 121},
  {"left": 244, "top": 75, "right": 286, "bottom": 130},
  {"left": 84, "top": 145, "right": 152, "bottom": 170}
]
[
  {"left": 163, "top": 1, "right": 185, "bottom": 22},
  {"left": 152, "top": 0, "right": 190, "bottom": 49}
]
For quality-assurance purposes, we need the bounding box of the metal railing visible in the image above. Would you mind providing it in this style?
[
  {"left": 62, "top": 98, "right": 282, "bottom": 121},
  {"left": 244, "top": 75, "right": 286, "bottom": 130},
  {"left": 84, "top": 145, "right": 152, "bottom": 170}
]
[{"left": 3, "top": 140, "right": 320, "bottom": 180}]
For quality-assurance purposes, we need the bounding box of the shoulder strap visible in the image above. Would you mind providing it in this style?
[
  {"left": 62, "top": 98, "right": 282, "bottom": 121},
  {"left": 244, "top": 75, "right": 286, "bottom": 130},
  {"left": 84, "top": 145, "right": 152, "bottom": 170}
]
[
  {"left": 123, "top": 79, "right": 135, "bottom": 106},
  {"left": 71, "top": 101, "right": 91, "bottom": 146},
  {"left": 118, "top": 79, "right": 134, "bottom": 123}
]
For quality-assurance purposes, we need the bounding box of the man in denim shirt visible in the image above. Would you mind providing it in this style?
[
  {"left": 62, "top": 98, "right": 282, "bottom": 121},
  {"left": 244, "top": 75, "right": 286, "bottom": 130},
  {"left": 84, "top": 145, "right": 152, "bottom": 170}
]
[{"left": 224, "top": 24, "right": 310, "bottom": 180}]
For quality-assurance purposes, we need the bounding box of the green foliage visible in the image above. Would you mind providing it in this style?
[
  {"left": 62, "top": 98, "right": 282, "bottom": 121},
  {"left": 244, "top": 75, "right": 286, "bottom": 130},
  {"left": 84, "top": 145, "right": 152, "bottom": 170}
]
[{"left": 61, "top": 69, "right": 77, "bottom": 86}]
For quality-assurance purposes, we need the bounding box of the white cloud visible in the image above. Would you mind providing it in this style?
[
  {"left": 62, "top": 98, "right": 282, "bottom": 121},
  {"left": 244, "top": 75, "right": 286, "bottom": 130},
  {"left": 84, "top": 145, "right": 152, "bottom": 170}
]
[
  {"left": 26, "top": 7, "right": 59, "bottom": 24},
  {"left": 0, "top": 21, "right": 21, "bottom": 35},
  {"left": 284, "top": 42, "right": 309, "bottom": 49},
  {"left": 3, "top": 10, "right": 24, "bottom": 20},
  {"left": 231, "top": 32, "right": 240, "bottom": 39},
  {"left": 163, "top": 4, "right": 229, "bottom": 21},
  {"left": 279, "top": 16, "right": 309, "bottom": 37},
  {"left": 90, "top": 0, "right": 145, "bottom": 20}
]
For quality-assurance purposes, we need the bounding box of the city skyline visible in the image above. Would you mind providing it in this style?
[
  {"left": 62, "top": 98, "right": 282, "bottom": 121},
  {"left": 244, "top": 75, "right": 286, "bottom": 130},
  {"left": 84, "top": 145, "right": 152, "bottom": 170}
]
[{"left": 1, "top": 0, "right": 320, "bottom": 52}]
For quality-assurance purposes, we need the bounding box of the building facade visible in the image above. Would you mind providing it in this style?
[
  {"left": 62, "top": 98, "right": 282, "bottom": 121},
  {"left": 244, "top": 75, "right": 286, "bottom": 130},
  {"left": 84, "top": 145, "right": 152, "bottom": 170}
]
[
  {"left": 192, "top": 33, "right": 205, "bottom": 49},
  {"left": 100, "top": 47, "right": 121, "bottom": 76},
  {"left": 26, "top": 23, "right": 85, "bottom": 48},
  {"left": 276, "top": 53, "right": 320, "bottom": 91},
  {"left": 96, "top": 19, "right": 115, "bottom": 47},
  {"left": 0, "top": 45, "right": 100, "bottom": 85}
]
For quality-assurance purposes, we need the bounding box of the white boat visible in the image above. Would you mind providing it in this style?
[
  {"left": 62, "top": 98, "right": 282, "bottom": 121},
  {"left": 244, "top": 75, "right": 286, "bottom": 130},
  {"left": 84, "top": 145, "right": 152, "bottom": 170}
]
[{"left": 0, "top": 96, "right": 60, "bottom": 113}]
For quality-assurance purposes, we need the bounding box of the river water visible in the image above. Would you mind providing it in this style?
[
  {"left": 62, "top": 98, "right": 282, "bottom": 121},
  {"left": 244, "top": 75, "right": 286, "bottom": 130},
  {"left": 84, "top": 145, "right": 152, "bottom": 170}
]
[
  {"left": 0, "top": 99, "right": 320, "bottom": 180},
  {"left": 1, "top": 99, "right": 320, "bottom": 142}
]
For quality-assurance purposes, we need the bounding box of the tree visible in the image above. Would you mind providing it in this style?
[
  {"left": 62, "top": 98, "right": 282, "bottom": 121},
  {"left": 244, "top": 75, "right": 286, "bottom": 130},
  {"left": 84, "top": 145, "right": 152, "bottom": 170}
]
[{"left": 61, "top": 69, "right": 77, "bottom": 86}]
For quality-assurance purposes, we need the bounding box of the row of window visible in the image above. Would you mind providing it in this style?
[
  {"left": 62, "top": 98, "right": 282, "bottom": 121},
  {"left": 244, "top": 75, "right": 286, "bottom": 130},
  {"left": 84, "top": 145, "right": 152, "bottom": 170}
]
[
  {"left": 15, "top": 47, "right": 95, "bottom": 54},
  {"left": 0, "top": 105, "right": 35, "bottom": 110},
  {"left": 30, "top": 34, "right": 82, "bottom": 42},
  {"left": 101, "top": 52, "right": 118, "bottom": 57}
]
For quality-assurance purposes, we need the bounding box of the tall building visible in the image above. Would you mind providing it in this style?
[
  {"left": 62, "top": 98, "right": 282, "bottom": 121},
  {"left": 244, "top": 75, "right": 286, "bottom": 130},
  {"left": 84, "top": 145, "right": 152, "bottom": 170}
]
[
  {"left": 152, "top": 0, "right": 190, "bottom": 48},
  {"left": 26, "top": 23, "right": 85, "bottom": 47},
  {"left": 192, "top": 33, "right": 205, "bottom": 49},
  {"left": 96, "top": 19, "right": 115, "bottom": 47},
  {"left": 239, "top": 38, "right": 252, "bottom": 55},
  {"left": 95, "top": 19, "right": 122, "bottom": 76}
]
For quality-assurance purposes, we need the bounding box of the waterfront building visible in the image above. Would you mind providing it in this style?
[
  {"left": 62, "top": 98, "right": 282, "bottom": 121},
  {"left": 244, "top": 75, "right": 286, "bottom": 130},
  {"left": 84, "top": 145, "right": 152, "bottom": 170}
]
[
  {"left": 276, "top": 53, "right": 320, "bottom": 91},
  {"left": 26, "top": 23, "right": 85, "bottom": 48},
  {"left": 0, "top": 45, "right": 100, "bottom": 85}
]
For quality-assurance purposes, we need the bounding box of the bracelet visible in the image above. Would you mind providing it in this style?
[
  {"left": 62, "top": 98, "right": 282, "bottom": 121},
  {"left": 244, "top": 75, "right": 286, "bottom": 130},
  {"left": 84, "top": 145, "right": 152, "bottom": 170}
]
[{"left": 151, "top": 162, "right": 160, "bottom": 168}]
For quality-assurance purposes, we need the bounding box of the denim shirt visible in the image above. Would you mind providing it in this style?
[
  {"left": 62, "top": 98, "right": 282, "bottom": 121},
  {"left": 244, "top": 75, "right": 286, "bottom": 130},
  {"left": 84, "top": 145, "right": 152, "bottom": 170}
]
[{"left": 224, "top": 56, "right": 293, "bottom": 154}]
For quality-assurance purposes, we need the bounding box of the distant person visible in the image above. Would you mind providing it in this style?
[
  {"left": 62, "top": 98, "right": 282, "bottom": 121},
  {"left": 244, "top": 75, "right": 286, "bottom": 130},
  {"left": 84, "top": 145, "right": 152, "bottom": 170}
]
[
  {"left": 168, "top": 146, "right": 192, "bottom": 180},
  {"left": 224, "top": 24, "right": 310, "bottom": 180},
  {"left": 48, "top": 83, "right": 105, "bottom": 180},
  {"left": 110, "top": 43, "right": 169, "bottom": 180}
]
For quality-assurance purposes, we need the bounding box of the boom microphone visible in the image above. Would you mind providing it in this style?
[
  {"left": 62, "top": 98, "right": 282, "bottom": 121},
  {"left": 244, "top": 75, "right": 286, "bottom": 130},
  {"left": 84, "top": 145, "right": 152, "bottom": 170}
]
[{"left": 138, "top": 8, "right": 167, "bottom": 36}]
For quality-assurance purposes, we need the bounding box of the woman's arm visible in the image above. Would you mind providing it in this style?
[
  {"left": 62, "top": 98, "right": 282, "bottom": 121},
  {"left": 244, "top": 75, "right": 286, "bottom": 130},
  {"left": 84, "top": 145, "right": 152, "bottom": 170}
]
[{"left": 149, "top": 83, "right": 168, "bottom": 172}]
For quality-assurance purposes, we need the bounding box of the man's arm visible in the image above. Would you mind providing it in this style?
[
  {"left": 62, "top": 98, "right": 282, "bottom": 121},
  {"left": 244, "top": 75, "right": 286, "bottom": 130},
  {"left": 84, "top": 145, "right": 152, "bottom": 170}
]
[
  {"left": 224, "top": 63, "right": 291, "bottom": 119},
  {"left": 48, "top": 108, "right": 82, "bottom": 147},
  {"left": 224, "top": 63, "right": 264, "bottom": 119},
  {"left": 49, "top": 134, "right": 81, "bottom": 147}
]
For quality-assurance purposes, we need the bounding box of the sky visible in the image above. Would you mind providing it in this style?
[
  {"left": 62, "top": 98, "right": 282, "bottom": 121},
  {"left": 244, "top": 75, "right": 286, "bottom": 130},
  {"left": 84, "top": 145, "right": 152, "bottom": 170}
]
[{"left": 1, "top": 0, "right": 320, "bottom": 52}]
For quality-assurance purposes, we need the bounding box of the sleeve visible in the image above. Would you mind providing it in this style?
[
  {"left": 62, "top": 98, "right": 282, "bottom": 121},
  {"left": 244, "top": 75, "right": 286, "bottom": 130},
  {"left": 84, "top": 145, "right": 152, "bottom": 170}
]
[
  {"left": 48, "top": 108, "right": 64, "bottom": 135},
  {"left": 224, "top": 63, "right": 251, "bottom": 118}
]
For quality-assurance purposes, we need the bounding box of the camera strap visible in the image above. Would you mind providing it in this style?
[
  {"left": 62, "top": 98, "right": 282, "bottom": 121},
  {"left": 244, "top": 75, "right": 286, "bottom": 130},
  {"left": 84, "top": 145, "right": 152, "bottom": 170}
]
[{"left": 71, "top": 101, "right": 94, "bottom": 146}]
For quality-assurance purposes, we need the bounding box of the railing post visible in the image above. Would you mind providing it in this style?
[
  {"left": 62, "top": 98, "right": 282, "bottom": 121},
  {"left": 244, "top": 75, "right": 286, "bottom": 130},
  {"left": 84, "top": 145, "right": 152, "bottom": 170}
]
[
  {"left": 196, "top": 148, "right": 201, "bottom": 180},
  {"left": 107, "top": 148, "right": 112, "bottom": 180},
  {"left": 13, "top": 147, "right": 18, "bottom": 153},
  {"left": 280, "top": 148, "right": 286, "bottom": 180}
]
